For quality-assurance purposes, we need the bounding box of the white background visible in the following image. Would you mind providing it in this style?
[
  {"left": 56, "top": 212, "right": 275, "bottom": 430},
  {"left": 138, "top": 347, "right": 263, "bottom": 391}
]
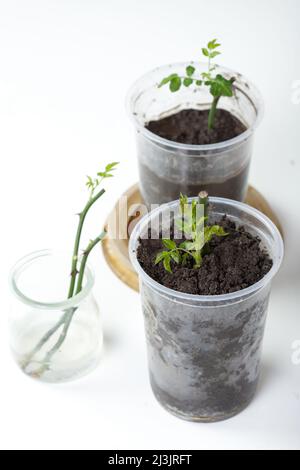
[{"left": 0, "top": 0, "right": 299, "bottom": 450}]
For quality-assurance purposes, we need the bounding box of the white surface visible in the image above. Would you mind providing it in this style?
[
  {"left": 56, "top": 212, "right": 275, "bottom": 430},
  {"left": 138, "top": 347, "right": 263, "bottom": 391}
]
[{"left": 0, "top": 0, "right": 299, "bottom": 450}]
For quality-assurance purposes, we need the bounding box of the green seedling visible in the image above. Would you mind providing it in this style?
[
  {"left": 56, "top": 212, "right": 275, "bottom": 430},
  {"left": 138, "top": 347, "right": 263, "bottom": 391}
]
[
  {"left": 155, "top": 191, "right": 227, "bottom": 273},
  {"left": 158, "top": 39, "right": 235, "bottom": 130}
]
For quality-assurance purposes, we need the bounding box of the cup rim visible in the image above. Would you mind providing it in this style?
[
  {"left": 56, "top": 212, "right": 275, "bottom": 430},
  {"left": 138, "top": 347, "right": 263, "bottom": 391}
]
[
  {"left": 126, "top": 61, "right": 264, "bottom": 152},
  {"left": 129, "top": 197, "right": 284, "bottom": 304},
  {"left": 9, "top": 249, "right": 95, "bottom": 310}
]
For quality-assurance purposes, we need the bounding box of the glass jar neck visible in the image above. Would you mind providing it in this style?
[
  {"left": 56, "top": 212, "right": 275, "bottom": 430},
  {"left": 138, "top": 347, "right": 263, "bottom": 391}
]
[{"left": 9, "top": 249, "right": 95, "bottom": 310}]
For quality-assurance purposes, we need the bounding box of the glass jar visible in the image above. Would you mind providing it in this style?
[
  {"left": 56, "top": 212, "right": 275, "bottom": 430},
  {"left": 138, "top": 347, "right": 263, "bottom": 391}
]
[
  {"left": 9, "top": 250, "right": 102, "bottom": 383},
  {"left": 127, "top": 62, "right": 264, "bottom": 205},
  {"left": 130, "top": 198, "right": 284, "bottom": 422}
]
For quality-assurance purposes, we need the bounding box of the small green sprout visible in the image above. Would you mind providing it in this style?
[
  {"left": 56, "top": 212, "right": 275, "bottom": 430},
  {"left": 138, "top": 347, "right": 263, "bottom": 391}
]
[
  {"left": 86, "top": 162, "right": 119, "bottom": 199},
  {"left": 155, "top": 191, "right": 228, "bottom": 273},
  {"left": 158, "top": 39, "right": 235, "bottom": 130}
]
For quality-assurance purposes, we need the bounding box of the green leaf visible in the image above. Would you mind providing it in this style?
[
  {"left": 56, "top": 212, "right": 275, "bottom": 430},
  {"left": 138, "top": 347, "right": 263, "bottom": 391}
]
[
  {"left": 183, "top": 78, "right": 193, "bottom": 87},
  {"left": 179, "top": 241, "right": 188, "bottom": 250},
  {"left": 184, "top": 241, "right": 197, "bottom": 251},
  {"left": 105, "top": 162, "right": 119, "bottom": 172},
  {"left": 192, "top": 251, "right": 202, "bottom": 267},
  {"left": 208, "top": 225, "right": 228, "bottom": 236},
  {"left": 195, "top": 80, "right": 202, "bottom": 86},
  {"left": 207, "top": 74, "right": 234, "bottom": 98},
  {"left": 158, "top": 73, "right": 179, "bottom": 88},
  {"left": 196, "top": 216, "right": 207, "bottom": 230},
  {"left": 209, "top": 51, "right": 221, "bottom": 59},
  {"left": 208, "top": 39, "right": 221, "bottom": 50},
  {"left": 179, "top": 193, "right": 189, "bottom": 213},
  {"left": 155, "top": 251, "right": 167, "bottom": 265},
  {"left": 97, "top": 162, "right": 119, "bottom": 180},
  {"left": 202, "top": 72, "right": 211, "bottom": 80},
  {"left": 170, "top": 251, "right": 180, "bottom": 264},
  {"left": 202, "top": 48, "right": 209, "bottom": 57},
  {"left": 163, "top": 256, "right": 172, "bottom": 273},
  {"left": 204, "top": 225, "right": 228, "bottom": 244},
  {"left": 98, "top": 172, "right": 113, "bottom": 178},
  {"left": 186, "top": 65, "right": 195, "bottom": 77},
  {"left": 162, "top": 239, "right": 177, "bottom": 250},
  {"left": 212, "top": 225, "right": 227, "bottom": 235},
  {"left": 169, "top": 76, "right": 182, "bottom": 92},
  {"left": 86, "top": 176, "right": 93, "bottom": 188}
]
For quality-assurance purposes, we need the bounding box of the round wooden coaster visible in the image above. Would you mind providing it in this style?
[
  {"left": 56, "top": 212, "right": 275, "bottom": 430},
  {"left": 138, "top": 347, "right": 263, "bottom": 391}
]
[{"left": 102, "top": 184, "right": 283, "bottom": 292}]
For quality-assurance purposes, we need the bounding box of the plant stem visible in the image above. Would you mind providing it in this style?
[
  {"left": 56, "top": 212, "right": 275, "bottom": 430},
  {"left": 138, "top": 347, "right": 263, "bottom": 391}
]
[
  {"left": 75, "top": 231, "right": 107, "bottom": 294},
  {"left": 22, "top": 231, "right": 106, "bottom": 375},
  {"left": 208, "top": 96, "right": 220, "bottom": 130},
  {"left": 68, "top": 188, "right": 105, "bottom": 299},
  {"left": 21, "top": 312, "right": 68, "bottom": 372},
  {"left": 199, "top": 190, "right": 209, "bottom": 257},
  {"left": 26, "top": 231, "right": 107, "bottom": 377},
  {"left": 29, "top": 308, "right": 76, "bottom": 378},
  {"left": 199, "top": 191, "right": 209, "bottom": 219}
]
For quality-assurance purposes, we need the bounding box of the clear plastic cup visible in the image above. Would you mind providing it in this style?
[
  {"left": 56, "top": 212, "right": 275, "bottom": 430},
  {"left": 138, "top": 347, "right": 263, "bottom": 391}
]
[
  {"left": 129, "top": 198, "right": 283, "bottom": 422},
  {"left": 127, "top": 63, "right": 264, "bottom": 205}
]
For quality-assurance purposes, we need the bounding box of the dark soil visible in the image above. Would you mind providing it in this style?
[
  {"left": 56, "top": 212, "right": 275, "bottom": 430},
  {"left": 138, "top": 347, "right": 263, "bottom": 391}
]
[
  {"left": 146, "top": 109, "right": 247, "bottom": 145},
  {"left": 137, "top": 216, "right": 273, "bottom": 295}
]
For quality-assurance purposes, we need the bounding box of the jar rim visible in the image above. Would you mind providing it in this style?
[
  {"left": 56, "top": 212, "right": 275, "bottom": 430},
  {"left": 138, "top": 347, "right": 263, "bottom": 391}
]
[
  {"left": 129, "top": 197, "right": 284, "bottom": 305},
  {"left": 9, "top": 249, "right": 95, "bottom": 310},
  {"left": 126, "top": 61, "right": 264, "bottom": 153}
]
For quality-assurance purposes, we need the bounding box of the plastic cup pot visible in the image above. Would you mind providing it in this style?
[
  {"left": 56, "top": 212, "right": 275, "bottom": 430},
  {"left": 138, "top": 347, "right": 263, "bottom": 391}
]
[
  {"left": 127, "top": 63, "right": 263, "bottom": 206},
  {"left": 129, "top": 197, "right": 283, "bottom": 422}
]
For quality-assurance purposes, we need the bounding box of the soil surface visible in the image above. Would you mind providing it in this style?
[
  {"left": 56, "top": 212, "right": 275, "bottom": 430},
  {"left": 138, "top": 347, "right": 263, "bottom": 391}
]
[
  {"left": 146, "top": 108, "right": 247, "bottom": 145},
  {"left": 137, "top": 216, "right": 273, "bottom": 295}
]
